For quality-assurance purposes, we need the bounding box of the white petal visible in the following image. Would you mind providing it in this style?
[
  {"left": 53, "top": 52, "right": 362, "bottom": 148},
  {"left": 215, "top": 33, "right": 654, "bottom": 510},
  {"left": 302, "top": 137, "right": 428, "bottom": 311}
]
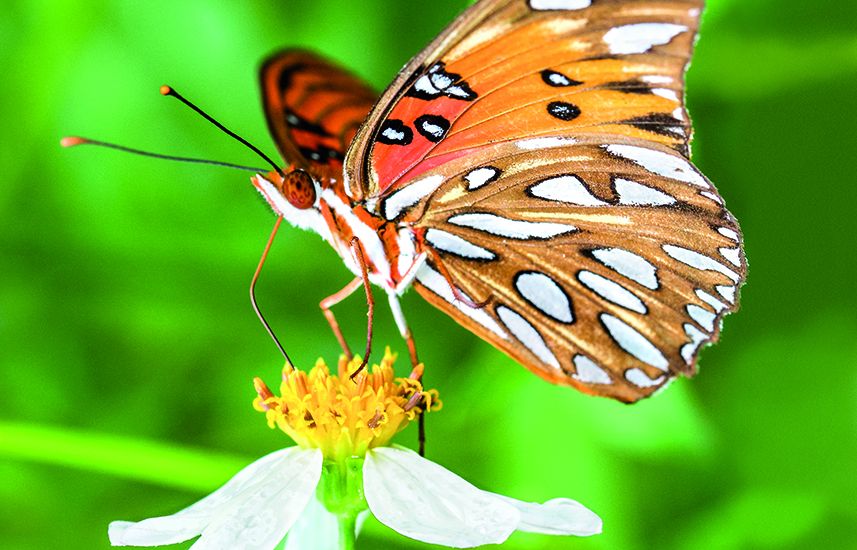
[
  {"left": 110, "top": 448, "right": 295, "bottom": 546},
  {"left": 109, "top": 447, "right": 321, "bottom": 548},
  {"left": 192, "top": 448, "right": 322, "bottom": 549},
  {"left": 285, "top": 497, "right": 336, "bottom": 550},
  {"left": 364, "top": 447, "right": 520, "bottom": 548},
  {"left": 493, "top": 496, "right": 602, "bottom": 536}
]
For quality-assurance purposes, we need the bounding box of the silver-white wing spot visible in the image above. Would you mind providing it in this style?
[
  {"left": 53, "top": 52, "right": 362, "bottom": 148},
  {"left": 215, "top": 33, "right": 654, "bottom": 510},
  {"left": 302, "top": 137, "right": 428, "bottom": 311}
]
[
  {"left": 601, "top": 313, "right": 668, "bottom": 371},
  {"left": 528, "top": 175, "right": 607, "bottom": 206},
  {"left": 384, "top": 175, "right": 445, "bottom": 219},
  {"left": 381, "top": 127, "right": 407, "bottom": 142},
  {"left": 578, "top": 270, "right": 647, "bottom": 314},
  {"left": 687, "top": 304, "right": 716, "bottom": 332},
  {"left": 573, "top": 355, "right": 611, "bottom": 384},
  {"left": 514, "top": 271, "right": 574, "bottom": 323},
  {"left": 700, "top": 191, "right": 723, "bottom": 204},
  {"left": 449, "top": 213, "right": 577, "bottom": 239},
  {"left": 603, "top": 23, "right": 688, "bottom": 55},
  {"left": 517, "top": 136, "right": 577, "bottom": 150},
  {"left": 625, "top": 368, "right": 665, "bottom": 388},
  {"left": 419, "top": 120, "right": 446, "bottom": 140},
  {"left": 614, "top": 178, "right": 677, "bottom": 206},
  {"left": 718, "top": 227, "right": 739, "bottom": 242},
  {"left": 496, "top": 305, "right": 561, "bottom": 369},
  {"left": 663, "top": 245, "right": 740, "bottom": 283},
  {"left": 719, "top": 247, "right": 741, "bottom": 267},
  {"left": 425, "top": 229, "right": 496, "bottom": 260},
  {"left": 415, "top": 265, "right": 507, "bottom": 339},
  {"left": 695, "top": 289, "right": 727, "bottom": 313},
  {"left": 605, "top": 144, "right": 708, "bottom": 188},
  {"left": 591, "top": 247, "right": 659, "bottom": 290},
  {"left": 529, "top": 0, "right": 591, "bottom": 10},
  {"left": 681, "top": 323, "right": 708, "bottom": 363},
  {"left": 716, "top": 284, "right": 736, "bottom": 304},
  {"left": 464, "top": 167, "right": 500, "bottom": 190},
  {"left": 642, "top": 75, "right": 673, "bottom": 85},
  {"left": 414, "top": 74, "right": 439, "bottom": 96},
  {"left": 652, "top": 88, "right": 680, "bottom": 102}
]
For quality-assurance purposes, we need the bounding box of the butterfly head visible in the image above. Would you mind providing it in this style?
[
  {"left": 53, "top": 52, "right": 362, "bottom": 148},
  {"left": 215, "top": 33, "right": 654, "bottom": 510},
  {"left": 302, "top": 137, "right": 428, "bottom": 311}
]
[
  {"left": 252, "top": 167, "right": 330, "bottom": 233},
  {"left": 281, "top": 168, "right": 316, "bottom": 209}
]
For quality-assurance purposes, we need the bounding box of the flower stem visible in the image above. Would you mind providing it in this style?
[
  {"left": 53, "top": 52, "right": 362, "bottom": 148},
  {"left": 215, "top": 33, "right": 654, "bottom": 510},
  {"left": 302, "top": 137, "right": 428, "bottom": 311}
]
[
  {"left": 337, "top": 512, "right": 357, "bottom": 550},
  {"left": 318, "top": 457, "right": 367, "bottom": 550}
]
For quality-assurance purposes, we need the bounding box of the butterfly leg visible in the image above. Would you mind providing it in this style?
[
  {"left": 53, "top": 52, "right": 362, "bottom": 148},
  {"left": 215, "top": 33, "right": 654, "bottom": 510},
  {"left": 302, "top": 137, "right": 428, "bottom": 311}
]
[
  {"left": 319, "top": 277, "right": 363, "bottom": 360},
  {"left": 349, "top": 237, "right": 374, "bottom": 379},
  {"left": 387, "top": 292, "right": 428, "bottom": 456}
]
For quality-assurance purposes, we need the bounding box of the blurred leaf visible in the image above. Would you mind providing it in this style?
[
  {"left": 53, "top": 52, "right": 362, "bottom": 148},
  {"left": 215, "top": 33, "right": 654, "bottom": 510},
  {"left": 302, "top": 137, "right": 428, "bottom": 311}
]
[{"left": 0, "top": 421, "right": 250, "bottom": 492}]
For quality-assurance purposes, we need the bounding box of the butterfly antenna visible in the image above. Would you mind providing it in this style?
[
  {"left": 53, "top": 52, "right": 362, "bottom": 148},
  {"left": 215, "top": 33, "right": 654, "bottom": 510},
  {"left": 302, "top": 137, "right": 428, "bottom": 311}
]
[
  {"left": 159, "top": 86, "right": 286, "bottom": 178},
  {"left": 251, "top": 216, "right": 294, "bottom": 366},
  {"left": 60, "top": 136, "right": 266, "bottom": 172}
]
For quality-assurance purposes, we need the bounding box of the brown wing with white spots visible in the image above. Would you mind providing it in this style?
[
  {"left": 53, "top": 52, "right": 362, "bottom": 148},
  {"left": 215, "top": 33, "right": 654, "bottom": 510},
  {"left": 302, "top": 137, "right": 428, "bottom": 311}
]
[
  {"left": 339, "top": 0, "right": 744, "bottom": 402},
  {"left": 260, "top": 50, "right": 376, "bottom": 176},
  {"left": 407, "top": 137, "right": 744, "bottom": 403},
  {"left": 344, "top": 0, "right": 703, "bottom": 200}
]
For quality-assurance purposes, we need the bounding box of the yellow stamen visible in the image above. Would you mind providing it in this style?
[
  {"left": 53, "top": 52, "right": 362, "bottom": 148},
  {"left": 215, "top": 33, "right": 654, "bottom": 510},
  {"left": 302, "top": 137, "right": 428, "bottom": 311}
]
[{"left": 253, "top": 347, "right": 441, "bottom": 461}]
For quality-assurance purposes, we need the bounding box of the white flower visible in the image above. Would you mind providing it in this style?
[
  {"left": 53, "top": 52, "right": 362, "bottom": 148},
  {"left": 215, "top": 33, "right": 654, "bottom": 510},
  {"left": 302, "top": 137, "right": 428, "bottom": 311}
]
[{"left": 109, "top": 445, "right": 601, "bottom": 549}]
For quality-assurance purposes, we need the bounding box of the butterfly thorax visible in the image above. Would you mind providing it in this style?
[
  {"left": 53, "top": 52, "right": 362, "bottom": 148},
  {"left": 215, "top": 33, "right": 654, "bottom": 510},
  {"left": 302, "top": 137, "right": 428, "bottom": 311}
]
[{"left": 253, "top": 170, "right": 423, "bottom": 294}]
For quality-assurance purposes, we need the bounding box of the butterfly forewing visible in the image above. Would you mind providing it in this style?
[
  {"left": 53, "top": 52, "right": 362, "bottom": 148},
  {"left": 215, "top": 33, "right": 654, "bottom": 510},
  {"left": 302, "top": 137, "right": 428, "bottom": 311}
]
[
  {"left": 261, "top": 50, "right": 377, "bottom": 174},
  {"left": 337, "top": 0, "right": 744, "bottom": 402},
  {"left": 345, "top": 0, "right": 703, "bottom": 199}
]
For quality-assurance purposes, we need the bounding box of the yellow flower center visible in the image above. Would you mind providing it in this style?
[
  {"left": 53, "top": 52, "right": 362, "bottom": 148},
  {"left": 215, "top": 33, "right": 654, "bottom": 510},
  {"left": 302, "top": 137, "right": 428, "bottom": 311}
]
[{"left": 253, "top": 348, "right": 441, "bottom": 461}]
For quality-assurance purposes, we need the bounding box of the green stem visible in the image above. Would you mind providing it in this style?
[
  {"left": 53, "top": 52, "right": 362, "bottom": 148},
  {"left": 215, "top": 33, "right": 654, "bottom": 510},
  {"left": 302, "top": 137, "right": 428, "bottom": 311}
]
[
  {"left": 318, "top": 457, "right": 367, "bottom": 550},
  {"left": 337, "top": 512, "right": 357, "bottom": 550}
]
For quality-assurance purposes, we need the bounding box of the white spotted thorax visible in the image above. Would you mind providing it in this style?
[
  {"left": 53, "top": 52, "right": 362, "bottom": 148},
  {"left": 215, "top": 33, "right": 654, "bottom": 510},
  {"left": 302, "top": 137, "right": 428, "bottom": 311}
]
[{"left": 253, "top": 0, "right": 745, "bottom": 403}]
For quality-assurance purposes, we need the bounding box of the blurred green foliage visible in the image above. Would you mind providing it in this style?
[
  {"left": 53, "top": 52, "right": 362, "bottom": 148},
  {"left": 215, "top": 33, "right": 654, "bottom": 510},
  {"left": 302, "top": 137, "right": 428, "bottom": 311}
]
[{"left": 2, "top": 0, "right": 857, "bottom": 548}]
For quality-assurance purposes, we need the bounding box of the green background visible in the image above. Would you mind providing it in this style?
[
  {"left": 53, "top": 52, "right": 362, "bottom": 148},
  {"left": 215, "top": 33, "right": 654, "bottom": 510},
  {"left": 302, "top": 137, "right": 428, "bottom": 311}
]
[{"left": 2, "top": 0, "right": 856, "bottom": 548}]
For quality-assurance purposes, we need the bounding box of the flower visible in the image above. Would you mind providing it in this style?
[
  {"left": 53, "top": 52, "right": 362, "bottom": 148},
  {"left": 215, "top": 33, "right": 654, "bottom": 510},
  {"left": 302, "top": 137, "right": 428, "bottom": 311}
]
[
  {"left": 109, "top": 351, "right": 601, "bottom": 549},
  {"left": 252, "top": 348, "right": 438, "bottom": 462}
]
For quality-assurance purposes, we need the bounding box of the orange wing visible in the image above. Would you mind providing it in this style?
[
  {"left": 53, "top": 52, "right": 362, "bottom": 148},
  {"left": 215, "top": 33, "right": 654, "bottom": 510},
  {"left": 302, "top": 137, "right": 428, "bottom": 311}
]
[
  {"left": 344, "top": 0, "right": 702, "bottom": 199},
  {"left": 260, "top": 50, "right": 376, "bottom": 176},
  {"left": 340, "top": 0, "right": 743, "bottom": 403}
]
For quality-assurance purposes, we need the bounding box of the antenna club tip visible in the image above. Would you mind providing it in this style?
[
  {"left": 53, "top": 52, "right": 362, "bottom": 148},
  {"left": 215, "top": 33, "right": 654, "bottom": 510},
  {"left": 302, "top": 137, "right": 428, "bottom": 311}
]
[
  {"left": 159, "top": 85, "right": 174, "bottom": 96},
  {"left": 61, "top": 136, "right": 86, "bottom": 148}
]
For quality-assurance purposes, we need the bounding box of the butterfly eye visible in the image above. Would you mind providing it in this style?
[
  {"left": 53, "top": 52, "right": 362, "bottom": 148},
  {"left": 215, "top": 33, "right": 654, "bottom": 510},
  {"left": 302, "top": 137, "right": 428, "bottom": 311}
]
[{"left": 283, "top": 169, "right": 316, "bottom": 209}]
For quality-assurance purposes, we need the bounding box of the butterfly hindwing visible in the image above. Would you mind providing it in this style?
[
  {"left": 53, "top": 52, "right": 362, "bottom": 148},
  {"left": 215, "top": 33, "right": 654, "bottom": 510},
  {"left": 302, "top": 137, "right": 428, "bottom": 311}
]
[
  {"left": 405, "top": 137, "right": 743, "bottom": 402},
  {"left": 261, "top": 49, "right": 377, "bottom": 174}
]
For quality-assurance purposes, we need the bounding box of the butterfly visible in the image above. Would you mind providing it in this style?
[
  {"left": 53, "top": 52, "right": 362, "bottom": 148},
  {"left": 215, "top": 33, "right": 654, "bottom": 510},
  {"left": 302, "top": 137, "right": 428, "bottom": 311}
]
[{"left": 251, "top": 0, "right": 745, "bottom": 404}]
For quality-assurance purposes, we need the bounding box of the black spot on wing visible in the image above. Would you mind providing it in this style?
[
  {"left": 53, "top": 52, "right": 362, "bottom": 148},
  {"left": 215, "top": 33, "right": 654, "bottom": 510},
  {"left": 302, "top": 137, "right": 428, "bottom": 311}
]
[
  {"left": 541, "top": 69, "right": 583, "bottom": 87},
  {"left": 299, "top": 145, "right": 343, "bottom": 164},
  {"left": 415, "top": 114, "right": 450, "bottom": 143},
  {"left": 625, "top": 113, "right": 686, "bottom": 139},
  {"left": 406, "top": 62, "right": 477, "bottom": 102},
  {"left": 602, "top": 79, "right": 654, "bottom": 95},
  {"left": 547, "top": 101, "right": 581, "bottom": 121},
  {"left": 284, "top": 109, "right": 332, "bottom": 137},
  {"left": 377, "top": 119, "right": 414, "bottom": 146},
  {"left": 277, "top": 63, "right": 306, "bottom": 93}
]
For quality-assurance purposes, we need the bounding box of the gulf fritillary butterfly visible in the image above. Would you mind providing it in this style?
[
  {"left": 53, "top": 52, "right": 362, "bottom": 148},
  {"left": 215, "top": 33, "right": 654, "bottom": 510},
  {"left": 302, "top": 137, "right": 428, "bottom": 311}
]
[
  {"left": 251, "top": 0, "right": 746, "bottom": 403},
  {"left": 66, "top": 0, "right": 744, "bottom": 405}
]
